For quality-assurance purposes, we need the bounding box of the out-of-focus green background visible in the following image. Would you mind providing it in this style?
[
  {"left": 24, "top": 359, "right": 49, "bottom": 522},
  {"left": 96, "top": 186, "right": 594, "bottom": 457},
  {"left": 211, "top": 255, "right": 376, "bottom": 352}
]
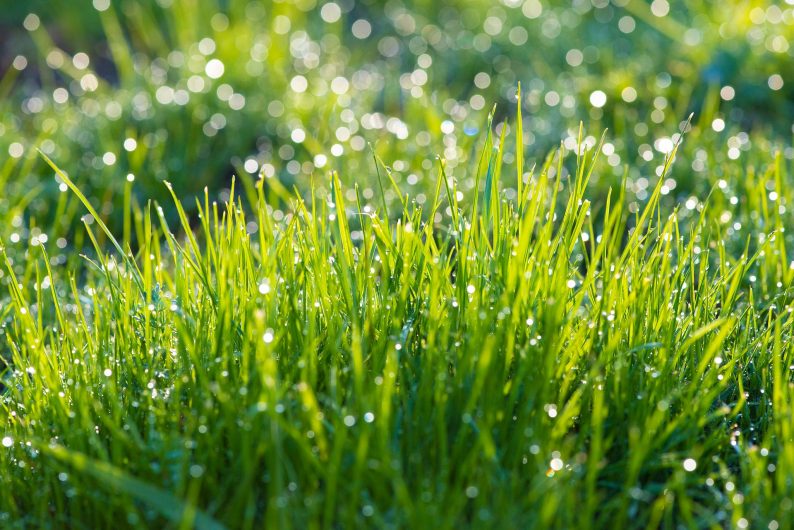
[{"left": 0, "top": 0, "right": 792, "bottom": 237}]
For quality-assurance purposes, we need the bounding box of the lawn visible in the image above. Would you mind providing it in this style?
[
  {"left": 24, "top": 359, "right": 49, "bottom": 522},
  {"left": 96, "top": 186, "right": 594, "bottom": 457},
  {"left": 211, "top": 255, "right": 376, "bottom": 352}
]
[{"left": 2, "top": 1, "right": 794, "bottom": 528}]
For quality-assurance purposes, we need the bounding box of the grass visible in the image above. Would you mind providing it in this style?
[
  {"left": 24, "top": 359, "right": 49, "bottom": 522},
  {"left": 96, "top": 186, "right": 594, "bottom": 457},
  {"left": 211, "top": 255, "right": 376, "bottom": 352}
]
[
  {"left": 2, "top": 0, "right": 793, "bottom": 233},
  {"left": 2, "top": 105, "right": 794, "bottom": 528},
  {"left": 4, "top": 1, "right": 794, "bottom": 528}
]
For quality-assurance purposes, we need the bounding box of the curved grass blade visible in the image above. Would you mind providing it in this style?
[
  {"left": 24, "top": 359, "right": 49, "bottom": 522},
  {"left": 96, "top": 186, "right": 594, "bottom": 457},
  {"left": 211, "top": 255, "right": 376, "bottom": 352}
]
[{"left": 37, "top": 150, "right": 144, "bottom": 293}]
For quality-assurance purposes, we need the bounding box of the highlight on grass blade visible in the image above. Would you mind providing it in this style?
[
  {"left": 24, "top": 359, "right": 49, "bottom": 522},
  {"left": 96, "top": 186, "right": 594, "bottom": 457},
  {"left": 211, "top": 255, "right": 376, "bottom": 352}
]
[{"left": 37, "top": 150, "right": 144, "bottom": 293}]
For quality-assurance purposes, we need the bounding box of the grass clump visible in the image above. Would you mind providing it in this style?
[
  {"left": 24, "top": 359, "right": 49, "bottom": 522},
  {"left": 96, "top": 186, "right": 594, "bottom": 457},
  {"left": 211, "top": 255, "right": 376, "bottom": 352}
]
[{"left": 2, "top": 111, "right": 794, "bottom": 529}]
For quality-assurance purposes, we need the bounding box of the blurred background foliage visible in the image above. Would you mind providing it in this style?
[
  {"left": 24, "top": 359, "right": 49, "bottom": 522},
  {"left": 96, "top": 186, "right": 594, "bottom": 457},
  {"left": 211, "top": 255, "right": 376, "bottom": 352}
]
[{"left": 0, "top": 0, "right": 793, "bottom": 243}]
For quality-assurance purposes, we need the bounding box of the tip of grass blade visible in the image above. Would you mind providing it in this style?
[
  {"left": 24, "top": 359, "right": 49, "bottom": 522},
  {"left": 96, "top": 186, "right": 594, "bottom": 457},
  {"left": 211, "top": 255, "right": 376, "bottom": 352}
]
[{"left": 36, "top": 149, "right": 144, "bottom": 293}]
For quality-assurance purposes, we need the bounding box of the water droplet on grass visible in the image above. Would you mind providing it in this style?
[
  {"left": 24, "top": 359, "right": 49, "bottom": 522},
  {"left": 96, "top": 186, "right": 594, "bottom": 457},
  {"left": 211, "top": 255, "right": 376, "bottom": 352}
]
[{"left": 263, "top": 329, "right": 274, "bottom": 343}]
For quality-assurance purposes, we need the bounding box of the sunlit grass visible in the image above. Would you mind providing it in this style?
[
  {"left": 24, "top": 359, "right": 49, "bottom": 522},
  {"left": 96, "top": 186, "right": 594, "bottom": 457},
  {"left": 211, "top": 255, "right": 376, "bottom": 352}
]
[
  {"left": 3, "top": 1, "right": 794, "bottom": 528},
  {"left": 2, "top": 106, "right": 794, "bottom": 528}
]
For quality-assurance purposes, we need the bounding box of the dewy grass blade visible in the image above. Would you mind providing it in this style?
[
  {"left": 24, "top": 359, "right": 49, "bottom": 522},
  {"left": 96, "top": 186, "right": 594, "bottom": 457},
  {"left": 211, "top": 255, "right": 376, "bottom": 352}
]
[
  {"left": 38, "top": 150, "right": 144, "bottom": 293},
  {"left": 1, "top": 35, "right": 792, "bottom": 529}
]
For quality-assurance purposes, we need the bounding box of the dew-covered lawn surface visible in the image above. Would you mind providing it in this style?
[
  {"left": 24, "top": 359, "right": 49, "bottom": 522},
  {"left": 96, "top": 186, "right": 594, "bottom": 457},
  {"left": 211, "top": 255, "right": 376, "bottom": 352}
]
[{"left": 2, "top": 1, "right": 794, "bottom": 528}]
